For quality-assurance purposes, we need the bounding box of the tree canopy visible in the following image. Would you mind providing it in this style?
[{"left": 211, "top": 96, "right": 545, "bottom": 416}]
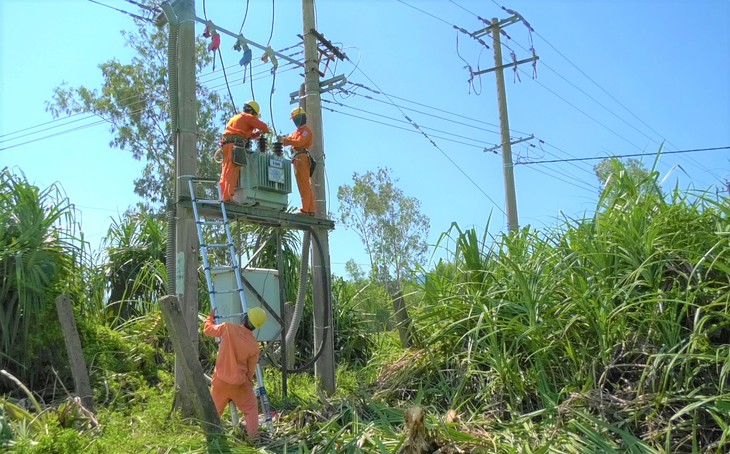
[
  {"left": 337, "top": 167, "right": 429, "bottom": 285},
  {"left": 47, "top": 15, "right": 230, "bottom": 208}
]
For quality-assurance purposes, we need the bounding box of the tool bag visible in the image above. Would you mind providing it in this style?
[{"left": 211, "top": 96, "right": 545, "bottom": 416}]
[
  {"left": 295, "top": 150, "right": 317, "bottom": 177},
  {"left": 308, "top": 154, "right": 317, "bottom": 177},
  {"left": 232, "top": 146, "right": 248, "bottom": 166}
]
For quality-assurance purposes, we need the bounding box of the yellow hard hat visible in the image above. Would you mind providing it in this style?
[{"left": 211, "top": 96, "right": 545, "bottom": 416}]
[
  {"left": 290, "top": 107, "right": 306, "bottom": 118},
  {"left": 247, "top": 307, "right": 267, "bottom": 329},
  {"left": 245, "top": 100, "right": 261, "bottom": 116}
]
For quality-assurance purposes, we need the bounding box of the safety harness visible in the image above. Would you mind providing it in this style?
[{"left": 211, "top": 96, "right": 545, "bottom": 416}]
[{"left": 293, "top": 150, "right": 317, "bottom": 177}]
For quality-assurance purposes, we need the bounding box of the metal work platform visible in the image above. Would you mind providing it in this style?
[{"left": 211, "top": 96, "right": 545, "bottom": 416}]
[{"left": 180, "top": 197, "right": 335, "bottom": 231}]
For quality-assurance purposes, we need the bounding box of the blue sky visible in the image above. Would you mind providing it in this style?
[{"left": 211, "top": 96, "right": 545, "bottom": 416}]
[{"left": 2, "top": 0, "right": 729, "bottom": 277}]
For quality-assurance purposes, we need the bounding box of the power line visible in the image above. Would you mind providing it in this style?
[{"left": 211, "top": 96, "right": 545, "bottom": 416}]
[
  {"left": 87, "top": 0, "right": 154, "bottom": 23},
  {"left": 0, "top": 119, "right": 109, "bottom": 152},
  {"left": 396, "top": 0, "right": 456, "bottom": 28},
  {"left": 517, "top": 146, "right": 730, "bottom": 165},
  {"left": 0, "top": 64, "right": 294, "bottom": 152},
  {"left": 518, "top": 68, "right": 647, "bottom": 153},
  {"left": 349, "top": 65, "right": 506, "bottom": 215},
  {"left": 322, "top": 105, "right": 494, "bottom": 151},
  {"left": 487, "top": 1, "right": 720, "bottom": 181},
  {"left": 331, "top": 92, "right": 502, "bottom": 137},
  {"left": 347, "top": 82, "right": 533, "bottom": 135}
]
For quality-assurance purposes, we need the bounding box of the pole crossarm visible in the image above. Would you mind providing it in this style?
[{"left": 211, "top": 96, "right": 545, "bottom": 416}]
[
  {"left": 484, "top": 134, "right": 534, "bottom": 153},
  {"left": 474, "top": 55, "right": 539, "bottom": 76},
  {"left": 471, "top": 15, "right": 520, "bottom": 38},
  {"left": 189, "top": 15, "right": 304, "bottom": 68},
  {"left": 289, "top": 74, "right": 347, "bottom": 103},
  {"left": 310, "top": 28, "right": 347, "bottom": 61}
]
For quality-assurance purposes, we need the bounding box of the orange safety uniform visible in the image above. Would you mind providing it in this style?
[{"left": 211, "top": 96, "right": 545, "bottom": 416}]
[
  {"left": 282, "top": 124, "right": 315, "bottom": 215},
  {"left": 219, "top": 113, "right": 269, "bottom": 202},
  {"left": 203, "top": 313, "right": 260, "bottom": 438}
]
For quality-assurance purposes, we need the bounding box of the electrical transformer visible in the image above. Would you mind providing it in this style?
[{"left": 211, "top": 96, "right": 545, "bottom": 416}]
[{"left": 232, "top": 149, "right": 292, "bottom": 210}]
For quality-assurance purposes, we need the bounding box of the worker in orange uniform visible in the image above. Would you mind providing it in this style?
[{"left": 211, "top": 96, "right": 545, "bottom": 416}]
[
  {"left": 203, "top": 306, "right": 267, "bottom": 440},
  {"left": 219, "top": 101, "right": 269, "bottom": 202},
  {"left": 279, "top": 107, "right": 316, "bottom": 215}
]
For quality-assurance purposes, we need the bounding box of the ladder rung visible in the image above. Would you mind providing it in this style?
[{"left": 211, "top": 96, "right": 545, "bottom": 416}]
[
  {"left": 194, "top": 198, "right": 223, "bottom": 205},
  {"left": 202, "top": 243, "right": 231, "bottom": 249},
  {"left": 198, "top": 219, "right": 227, "bottom": 226},
  {"left": 207, "top": 265, "right": 236, "bottom": 272},
  {"left": 212, "top": 289, "right": 242, "bottom": 295}
]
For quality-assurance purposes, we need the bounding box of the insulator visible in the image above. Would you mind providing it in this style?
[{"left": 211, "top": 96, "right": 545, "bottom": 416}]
[
  {"left": 273, "top": 141, "right": 283, "bottom": 156},
  {"left": 258, "top": 136, "right": 267, "bottom": 153}
]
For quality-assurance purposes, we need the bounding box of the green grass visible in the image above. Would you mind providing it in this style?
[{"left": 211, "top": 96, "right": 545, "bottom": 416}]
[{"left": 2, "top": 160, "right": 729, "bottom": 452}]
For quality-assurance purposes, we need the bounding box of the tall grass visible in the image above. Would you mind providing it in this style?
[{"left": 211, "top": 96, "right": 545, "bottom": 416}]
[{"left": 405, "top": 160, "right": 730, "bottom": 451}]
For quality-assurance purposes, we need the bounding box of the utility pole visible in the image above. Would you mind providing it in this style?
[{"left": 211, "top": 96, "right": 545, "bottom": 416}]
[
  {"left": 173, "top": 0, "right": 199, "bottom": 414},
  {"left": 302, "top": 0, "right": 335, "bottom": 393},
  {"left": 470, "top": 16, "right": 538, "bottom": 233},
  {"left": 490, "top": 17, "right": 518, "bottom": 232}
]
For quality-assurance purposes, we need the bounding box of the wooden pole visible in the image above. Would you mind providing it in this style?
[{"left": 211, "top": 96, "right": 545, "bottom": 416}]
[
  {"left": 159, "top": 295, "right": 225, "bottom": 443},
  {"left": 55, "top": 295, "right": 95, "bottom": 414}
]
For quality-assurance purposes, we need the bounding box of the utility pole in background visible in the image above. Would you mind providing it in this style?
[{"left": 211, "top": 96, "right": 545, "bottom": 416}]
[
  {"left": 471, "top": 15, "right": 538, "bottom": 233},
  {"left": 302, "top": 0, "right": 335, "bottom": 394}
]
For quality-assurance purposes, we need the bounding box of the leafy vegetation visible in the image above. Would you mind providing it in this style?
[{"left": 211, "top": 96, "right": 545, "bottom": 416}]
[{"left": 2, "top": 158, "right": 728, "bottom": 452}]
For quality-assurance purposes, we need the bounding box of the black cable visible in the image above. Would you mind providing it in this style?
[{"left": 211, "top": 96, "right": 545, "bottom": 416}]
[
  {"left": 267, "top": 225, "right": 331, "bottom": 374},
  {"left": 517, "top": 146, "right": 730, "bottom": 165},
  {"left": 347, "top": 82, "right": 524, "bottom": 133},
  {"left": 322, "top": 104, "right": 505, "bottom": 210},
  {"left": 341, "top": 90, "right": 501, "bottom": 135},
  {"left": 0, "top": 119, "right": 108, "bottom": 152},
  {"left": 1, "top": 65, "right": 298, "bottom": 152},
  {"left": 217, "top": 50, "right": 237, "bottom": 115},
  {"left": 397, "top": 0, "right": 455, "bottom": 27},
  {"left": 321, "top": 98, "right": 498, "bottom": 145},
  {"left": 267, "top": 0, "right": 275, "bottom": 47},
  {"left": 120, "top": 0, "right": 160, "bottom": 13},
  {"left": 322, "top": 105, "right": 494, "bottom": 151},
  {"left": 88, "top": 0, "right": 154, "bottom": 22},
  {"left": 239, "top": 0, "right": 250, "bottom": 34}
]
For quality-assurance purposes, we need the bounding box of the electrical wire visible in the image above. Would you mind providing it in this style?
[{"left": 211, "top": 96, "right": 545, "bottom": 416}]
[
  {"left": 120, "top": 0, "right": 160, "bottom": 13},
  {"left": 321, "top": 99, "right": 496, "bottom": 146},
  {"left": 267, "top": 0, "right": 275, "bottom": 47},
  {"left": 217, "top": 50, "right": 237, "bottom": 115},
  {"left": 1, "top": 63, "right": 297, "bottom": 152},
  {"left": 350, "top": 66, "right": 505, "bottom": 214},
  {"left": 87, "top": 0, "right": 155, "bottom": 23},
  {"left": 516, "top": 146, "right": 730, "bottom": 165},
  {"left": 487, "top": 1, "right": 719, "bottom": 181},
  {"left": 321, "top": 105, "right": 491, "bottom": 151},
  {"left": 238, "top": 0, "right": 251, "bottom": 34},
  {"left": 346, "top": 82, "right": 522, "bottom": 133},
  {"left": 396, "top": 0, "right": 456, "bottom": 28},
  {"left": 338, "top": 90, "right": 501, "bottom": 136}
]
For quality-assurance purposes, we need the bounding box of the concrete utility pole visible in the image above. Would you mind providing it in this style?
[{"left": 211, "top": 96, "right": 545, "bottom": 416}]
[
  {"left": 173, "top": 0, "right": 199, "bottom": 413},
  {"left": 302, "top": 0, "right": 335, "bottom": 393},
  {"left": 490, "top": 18, "right": 519, "bottom": 233},
  {"left": 470, "top": 15, "right": 538, "bottom": 233}
]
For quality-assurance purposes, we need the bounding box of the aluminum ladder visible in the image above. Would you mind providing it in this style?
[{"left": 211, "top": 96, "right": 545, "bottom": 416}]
[{"left": 187, "top": 178, "right": 273, "bottom": 432}]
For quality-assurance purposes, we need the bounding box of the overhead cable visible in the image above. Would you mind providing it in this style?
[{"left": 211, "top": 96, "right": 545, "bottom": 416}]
[{"left": 517, "top": 146, "right": 730, "bottom": 165}]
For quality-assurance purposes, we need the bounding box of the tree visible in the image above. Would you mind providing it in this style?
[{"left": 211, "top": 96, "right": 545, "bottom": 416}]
[
  {"left": 0, "top": 169, "right": 81, "bottom": 391},
  {"left": 46, "top": 9, "right": 229, "bottom": 208},
  {"left": 46, "top": 4, "right": 231, "bottom": 416},
  {"left": 337, "top": 167, "right": 429, "bottom": 346},
  {"left": 102, "top": 210, "right": 167, "bottom": 322},
  {"left": 594, "top": 157, "right": 651, "bottom": 190}
]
